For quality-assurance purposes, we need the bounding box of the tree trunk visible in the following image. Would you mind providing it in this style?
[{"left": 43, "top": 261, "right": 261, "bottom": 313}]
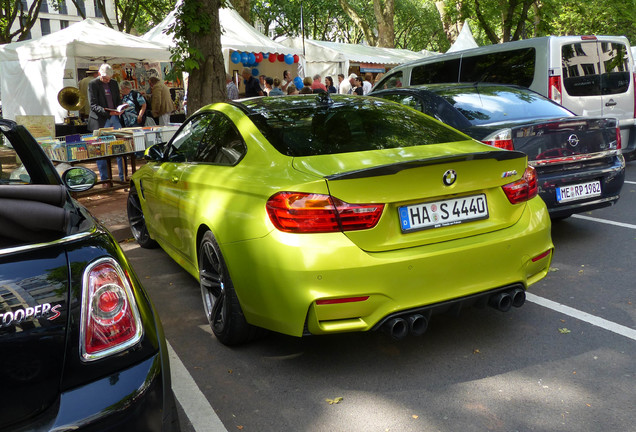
[
  {"left": 230, "top": 0, "right": 251, "bottom": 24},
  {"left": 374, "top": 0, "right": 395, "bottom": 48},
  {"left": 435, "top": 1, "right": 461, "bottom": 44},
  {"left": 184, "top": 0, "right": 226, "bottom": 115},
  {"left": 338, "top": 0, "right": 378, "bottom": 46}
]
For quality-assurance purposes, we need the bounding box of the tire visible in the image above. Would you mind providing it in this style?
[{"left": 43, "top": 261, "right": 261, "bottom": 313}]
[
  {"left": 127, "top": 186, "right": 158, "bottom": 249},
  {"left": 199, "top": 231, "right": 257, "bottom": 345}
]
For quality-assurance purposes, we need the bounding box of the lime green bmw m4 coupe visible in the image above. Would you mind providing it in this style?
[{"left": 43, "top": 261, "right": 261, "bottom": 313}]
[{"left": 128, "top": 94, "right": 553, "bottom": 345}]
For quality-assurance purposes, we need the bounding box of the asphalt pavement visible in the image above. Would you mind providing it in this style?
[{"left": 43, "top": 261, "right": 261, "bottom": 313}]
[{"left": 87, "top": 159, "right": 636, "bottom": 432}]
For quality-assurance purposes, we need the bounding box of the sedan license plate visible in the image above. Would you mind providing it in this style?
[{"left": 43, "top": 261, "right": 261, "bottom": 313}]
[
  {"left": 556, "top": 181, "right": 601, "bottom": 203},
  {"left": 399, "top": 194, "right": 488, "bottom": 232}
]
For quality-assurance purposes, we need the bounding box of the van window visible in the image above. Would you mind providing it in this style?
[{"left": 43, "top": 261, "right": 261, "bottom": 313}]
[
  {"left": 459, "top": 48, "right": 536, "bottom": 87},
  {"left": 562, "top": 41, "right": 631, "bottom": 96},
  {"left": 411, "top": 59, "right": 461, "bottom": 85},
  {"left": 375, "top": 71, "right": 404, "bottom": 90}
]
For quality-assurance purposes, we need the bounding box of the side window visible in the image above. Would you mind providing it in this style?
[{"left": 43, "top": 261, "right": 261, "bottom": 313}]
[
  {"left": 168, "top": 114, "right": 214, "bottom": 162},
  {"left": 411, "top": 59, "right": 461, "bottom": 85},
  {"left": 459, "top": 48, "right": 536, "bottom": 87},
  {"left": 377, "top": 94, "right": 423, "bottom": 112},
  {"left": 193, "top": 114, "right": 247, "bottom": 166},
  {"left": 599, "top": 42, "right": 630, "bottom": 95},
  {"left": 562, "top": 42, "right": 601, "bottom": 96},
  {"left": 375, "top": 71, "right": 404, "bottom": 90}
]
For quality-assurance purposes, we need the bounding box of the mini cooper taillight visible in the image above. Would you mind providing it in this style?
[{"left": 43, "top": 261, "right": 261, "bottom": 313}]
[
  {"left": 266, "top": 192, "right": 384, "bottom": 233},
  {"left": 80, "top": 257, "right": 143, "bottom": 361},
  {"left": 502, "top": 166, "right": 538, "bottom": 204}
]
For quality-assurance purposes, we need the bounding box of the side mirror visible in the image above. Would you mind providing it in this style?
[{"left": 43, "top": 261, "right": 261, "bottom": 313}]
[
  {"left": 61, "top": 166, "right": 97, "bottom": 192},
  {"left": 145, "top": 144, "right": 165, "bottom": 162}
]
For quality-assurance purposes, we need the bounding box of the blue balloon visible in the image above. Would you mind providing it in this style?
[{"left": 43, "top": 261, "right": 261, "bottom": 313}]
[
  {"left": 284, "top": 54, "right": 294, "bottom": 65},
  {"left": 240, "top": 52, "right": 249, "bottom": 65},
  {"left": 248, "top": 53, "right": 256, "bottom": 64},
  {"left": 230, "top": 51, "right": 240, "bottom": 64},
  {"left": 252, "top": 68, "right": 260, "bottom": 77},
  {"left": 293, "top": 76, "right": 304, "bottom": 89},
  {"left": 262, "top": 52, "right": 269, "bottom": 59}
]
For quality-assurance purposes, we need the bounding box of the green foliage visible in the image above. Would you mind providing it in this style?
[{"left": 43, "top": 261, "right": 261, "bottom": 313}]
[{"left": 166, "top": 0, "right": 213, "bottom": 76}]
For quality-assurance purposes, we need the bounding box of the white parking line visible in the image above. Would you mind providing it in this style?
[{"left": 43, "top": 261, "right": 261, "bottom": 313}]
[
  {"left": 168, "top": 341, "right": 228, "bottom": 432},
  {"left": 624, "top": 180, "right": 636, "bottom": 185},
  {"left": 526, "top": 293, "right": 636, "bottom": 342},
  {"left": 572, "top": 214, "right": 636, "bottom": 229}
]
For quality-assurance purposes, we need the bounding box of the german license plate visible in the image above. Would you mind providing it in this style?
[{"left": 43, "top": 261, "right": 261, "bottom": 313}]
[
  {"left": 556, "top": 181, "right": 601, "bottom": 203},
  {"left": 399, "top": 194, "right": 489, "bottom": 232}
]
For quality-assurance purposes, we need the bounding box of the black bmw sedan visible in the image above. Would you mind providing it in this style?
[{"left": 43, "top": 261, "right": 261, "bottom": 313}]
[
  {"left": 0, "top": 119, "right": 178, "bottom": 431},
  {"left": 371, "top": 83, "right": 625, "bottom": 219}
]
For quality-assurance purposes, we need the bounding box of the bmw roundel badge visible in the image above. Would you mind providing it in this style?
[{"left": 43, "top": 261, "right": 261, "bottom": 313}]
[{"left": 443, "top": 169, "right": 457, "bottom": 186}]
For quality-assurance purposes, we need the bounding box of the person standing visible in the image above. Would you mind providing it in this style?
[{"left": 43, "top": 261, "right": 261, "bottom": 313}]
[
  {"left": 325, "top": 76, "right": 337, "bottom": 93},
  {"left": 339, "top": 73, "right": 355, "bottom": 95},
  {"left": 281, "top": 70, "right": 292, "bottom": 92},
  {"left": 119, "top": 80, "right": 147, "bottom": 127},
  {"left": 242, "top": 68, "right": 264, "bottom": 97},
  {"left": 269, "top": 78, "right": 284, "bottom": 96},
  {"left": 226, "top": 74, "right": 239, "bottom": 100},
  {"left": 87, "top": 63, "right": 124, "bottom": 183},
  {"left": 353, "top": 77, "right": 365, "bottom": 95},
  {"left": 149, "top": 75, "right": 173, "bottom": 126},
  {"left": 78, "top": 67, "right": 98, "bottom": 121},
  {"left": 311, "top": 74, "right": 327, "bottom": 92},
  {"left": 363, "top": 73, "right": 373, "bottom": 95}
]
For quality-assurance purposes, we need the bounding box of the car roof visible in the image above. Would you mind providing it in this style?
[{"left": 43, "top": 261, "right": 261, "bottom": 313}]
[{"left": 371, "top": 82, "right": 530, "bottom": 95}]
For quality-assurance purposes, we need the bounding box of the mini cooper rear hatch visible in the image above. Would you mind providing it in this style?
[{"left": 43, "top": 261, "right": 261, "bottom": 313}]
[{"left": 0, "top": 119, "right": 178, "bottom": 431}]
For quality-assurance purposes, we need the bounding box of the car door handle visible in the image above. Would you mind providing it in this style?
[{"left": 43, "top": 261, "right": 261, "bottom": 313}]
[
  {"left": 171, "top": 177, "right": 179, "bottom": 183},
  {"left": 605, "top": 99, "right": 617, "bottom": 107}
]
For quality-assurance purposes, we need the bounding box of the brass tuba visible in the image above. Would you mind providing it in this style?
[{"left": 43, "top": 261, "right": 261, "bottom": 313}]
[{"left": 57, "top": 86, "right": 85, "bottom": 112}]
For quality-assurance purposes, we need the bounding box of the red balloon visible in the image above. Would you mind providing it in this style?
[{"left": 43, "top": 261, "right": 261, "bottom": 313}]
[
  {"left": 254, "top": 52, "right": 263, "bottom": 63},
  {"left": 269, "top": 53, "right": 277, "bottom": 63},
  {"left": 277, "top": 53, "right": 285, "bottom": 62},
  {"left": 293, "top": 54, "right": 299, "bottom": 63}
]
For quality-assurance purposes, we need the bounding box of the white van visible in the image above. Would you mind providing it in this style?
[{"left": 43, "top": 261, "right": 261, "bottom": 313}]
[{"left": 374, "top": 35, "right": 636, "bottom": 158}]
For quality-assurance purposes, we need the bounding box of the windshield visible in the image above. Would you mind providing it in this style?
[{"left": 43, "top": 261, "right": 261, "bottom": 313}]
[
  {"left": 437, "top": 86, "right": 574, "bottom": 126},
  {"left": 243, "top": 95, "right": 468, "bottom": 157}
]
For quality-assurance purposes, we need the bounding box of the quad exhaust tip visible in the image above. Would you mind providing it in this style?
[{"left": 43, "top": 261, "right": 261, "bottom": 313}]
[{"left": 381, "top": 287, "right": 526, "bottom": 340}]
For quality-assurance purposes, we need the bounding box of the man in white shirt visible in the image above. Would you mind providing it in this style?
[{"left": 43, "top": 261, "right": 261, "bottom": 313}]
[
  {"left": 339, "top": 73, "right": 356, "bottom": 95},
  {"left": 362, "top": 73, "right": 373, "bottom": 95}
]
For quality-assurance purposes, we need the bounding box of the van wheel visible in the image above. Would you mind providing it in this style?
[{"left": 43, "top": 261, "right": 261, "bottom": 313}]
[{"left": 199, "top": 231, "right": 257, "bottom": 345}]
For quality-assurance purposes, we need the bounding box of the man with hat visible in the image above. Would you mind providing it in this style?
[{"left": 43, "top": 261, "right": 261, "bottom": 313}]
[{"left": 78, "top": 66, "right": 98, "bottom": 121}]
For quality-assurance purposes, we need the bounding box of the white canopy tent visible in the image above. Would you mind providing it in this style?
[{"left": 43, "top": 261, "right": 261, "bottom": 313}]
[
  {"left": 447, "top": 20, "right": 479, "bottom": 53},
  {"left": 0, "top": 19, "right": 172, "bottom": 123},
  {"left": 143, "top": 5, "right": 302, "bottom": 80},
  {"left": 279, "top": 38, "right": 430, "bottom": 79}
]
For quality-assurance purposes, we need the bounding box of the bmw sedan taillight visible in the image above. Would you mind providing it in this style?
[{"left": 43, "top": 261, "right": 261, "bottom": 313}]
[
  {"left": 502, "top": 166, "right": 538, "bottom": 204},
  {"left": 80, "top": 257, "right": 143, "bottom": 361},
  {"left": 266, "top": 192, "right": 384, "bottom": 233}
]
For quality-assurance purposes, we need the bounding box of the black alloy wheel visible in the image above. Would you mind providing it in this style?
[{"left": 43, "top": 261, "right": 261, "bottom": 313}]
[
  {"left": 198, "top": 231, "right": 257, "bottom": 345},
  {"left": 127, "top": 186, "right": 158, "bottom": 249}
]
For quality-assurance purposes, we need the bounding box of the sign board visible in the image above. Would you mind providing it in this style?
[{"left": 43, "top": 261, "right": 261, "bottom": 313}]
[
  {"left": 359, "top": 63, "right": 386, "bottom": 73},
  {"left": 15, "top": 115, "right": 56, "bottom": 138}
]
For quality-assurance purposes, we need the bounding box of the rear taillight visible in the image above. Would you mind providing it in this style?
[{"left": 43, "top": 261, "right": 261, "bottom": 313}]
[
  {"left": 616, "top": 126, "right": 622, "bottom": 150},
  {"left": 81, "top": 258, "right": 143, "bottom": 361},
  {"left": 633, "top": 73, "right": 636, "bottom": 119},
  {"left": 266, "top": 192, "right": 384, "bottom": 233},
  {"left": 502, "top": 166, "right": 538, "bottom": 204},
  {"left": 549, "top": 75, "right": 562, "bottom": 105},
  {"left": 481, "top": 129, "right": 514, "bottom": 151}
]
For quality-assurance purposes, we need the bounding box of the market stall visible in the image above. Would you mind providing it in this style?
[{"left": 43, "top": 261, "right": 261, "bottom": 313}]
[
  {"left": 143, "top": 4, "right": 303, "bottom": 92},
  {"left": 279, "top": 38, "right": 432, "bottom": 81},
  {"left": 0, "top": 19, "right": 173, "bottom": 124}
]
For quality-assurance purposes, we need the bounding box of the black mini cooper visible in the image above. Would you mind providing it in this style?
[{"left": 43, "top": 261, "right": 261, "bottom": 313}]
[{"left": 0, "top": 119, "right": 178, "bottom": 431}]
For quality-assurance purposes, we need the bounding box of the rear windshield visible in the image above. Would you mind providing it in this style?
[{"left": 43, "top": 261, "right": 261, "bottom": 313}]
[
  {"left": 437, "top": 87, "right": 573, "bottom": 125},
  {"left": 244, "top": 96, "right": 468, "bottom": 156},
  {"left": 562, "top": 41, "right": 631, "bottom": 96}
]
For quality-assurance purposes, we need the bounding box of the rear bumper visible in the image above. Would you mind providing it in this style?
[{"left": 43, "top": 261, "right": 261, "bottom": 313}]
[
  {"left": 222, "top": 197, "right": 553, "bottom": 337},
  {"left": 12, "top": 354, "right": 179, "bottom": 432},
  {"left": 536, "top": 154, "right": 625, "bottom": 218}
]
